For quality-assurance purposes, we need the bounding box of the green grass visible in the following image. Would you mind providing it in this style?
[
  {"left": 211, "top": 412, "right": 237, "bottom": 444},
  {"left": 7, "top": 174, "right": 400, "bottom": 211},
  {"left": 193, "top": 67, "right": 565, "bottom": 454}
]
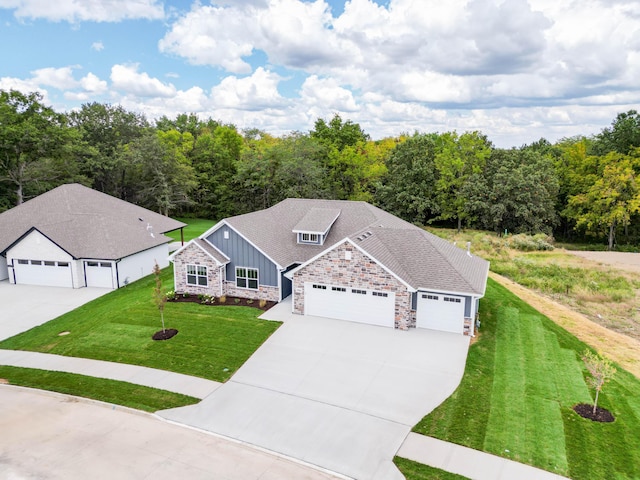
[
  {"left": 165, "top": 217, "right": 216, "bottom": 242},
  {"left": 0, "top": 268, "right": 280, "bottom": 382},
  {"left": 393, "top": 457, "right": 469, "bottom": 480},
  {"left": 413, "top": 279, "right": 640, "bottom": 479},
  {"left": 0, "top": 366, "right": 199, "bottom": 412}
]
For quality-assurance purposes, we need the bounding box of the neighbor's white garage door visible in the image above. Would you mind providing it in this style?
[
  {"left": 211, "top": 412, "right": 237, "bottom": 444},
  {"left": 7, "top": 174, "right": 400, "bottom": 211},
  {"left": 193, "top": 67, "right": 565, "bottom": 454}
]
[
  {"left": 304, "top": 282, "right": 395, "bottom": 327},
  {"left": 85, "top": 261, "right": 114, "bottom": 288},
  {"left": 416, "top": 293, "right": 465, "bottom": 334},
  {"left": 13, "top": 259, "right": 73, "bottom": 287}
]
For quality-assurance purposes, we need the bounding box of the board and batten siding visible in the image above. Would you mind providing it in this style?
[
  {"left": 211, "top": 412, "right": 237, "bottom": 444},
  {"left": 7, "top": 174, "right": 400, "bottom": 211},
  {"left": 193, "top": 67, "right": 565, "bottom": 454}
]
[{"left": 207, "top": 226, "right": 279, "bottom": 287}]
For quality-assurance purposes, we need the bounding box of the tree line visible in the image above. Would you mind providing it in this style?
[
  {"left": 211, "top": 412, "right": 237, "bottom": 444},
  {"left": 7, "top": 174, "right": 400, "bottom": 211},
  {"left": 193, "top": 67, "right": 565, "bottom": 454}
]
[{"left": 1, "top": 89, "right": 639, "bottom": 249}]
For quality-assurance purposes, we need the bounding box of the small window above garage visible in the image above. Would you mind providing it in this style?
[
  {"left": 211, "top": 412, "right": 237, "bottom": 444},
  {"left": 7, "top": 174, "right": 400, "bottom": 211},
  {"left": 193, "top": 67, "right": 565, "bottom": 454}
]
[{"left": 292, "top": 208, "right": 341, "bottom": 245}]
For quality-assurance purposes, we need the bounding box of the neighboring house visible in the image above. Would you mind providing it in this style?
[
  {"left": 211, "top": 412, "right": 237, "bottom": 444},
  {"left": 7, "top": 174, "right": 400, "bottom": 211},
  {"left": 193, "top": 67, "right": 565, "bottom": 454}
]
[
  {"left": 0, "top": 184, "right": 185, "bottom": 289},
  {"left": 170, "top": 199, "right": 489, "bottom": 335}
]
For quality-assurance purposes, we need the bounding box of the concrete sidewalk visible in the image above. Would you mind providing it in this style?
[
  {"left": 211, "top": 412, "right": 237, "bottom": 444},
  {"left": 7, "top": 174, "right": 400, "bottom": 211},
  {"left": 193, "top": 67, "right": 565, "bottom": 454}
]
[
  {"left": 0, "top": 350, "right": 220, "bottom": 399},
  {"left": 397, "top": 433, "right": 570, "bottom": 480}
]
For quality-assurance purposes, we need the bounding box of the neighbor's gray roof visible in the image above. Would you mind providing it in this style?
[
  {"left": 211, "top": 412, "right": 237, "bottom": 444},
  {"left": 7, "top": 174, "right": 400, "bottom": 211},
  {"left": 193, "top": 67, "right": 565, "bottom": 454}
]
[
  {"left": 0, "top": 183, "right": 186, "bottom": 260},
  {"left": 292, "top": 208, "right": 341, "bottom": 234},
  {"left": 210, "top": 198, "right": 489, "bottom": 296}
]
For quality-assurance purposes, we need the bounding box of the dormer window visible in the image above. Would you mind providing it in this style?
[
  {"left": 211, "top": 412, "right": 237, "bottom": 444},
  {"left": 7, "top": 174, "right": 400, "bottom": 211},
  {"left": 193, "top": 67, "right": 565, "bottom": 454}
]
[
  {"left": 293, "top": 207, "right": 341, "bottom": 246},
  {"left": 301, "top": 233, "right": 319, "bottom": 243}
]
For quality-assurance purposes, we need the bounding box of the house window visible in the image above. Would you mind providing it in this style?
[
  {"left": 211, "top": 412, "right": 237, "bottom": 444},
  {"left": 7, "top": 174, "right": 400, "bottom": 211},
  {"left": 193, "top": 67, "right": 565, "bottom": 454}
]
[
  {"left": 351, "top": 289, "right": 366, "bottom": 295},
  {"left": 444, "top": 296, "right": 461, "bottom": 303},
  {"left": 187, "top": 264, "right": 208, "bottom": 286},
  {"left": 300, "top": 233, "right": 319, "bottom": 243},
  {"left": 331, "top": 286, "right": 346, "bottom": 292},
  {"left": 224, "top": 230, "right": 229, "bottom": 239},
  {"left": 87, "top": 261, "right": 99, "bottom": 267},
  {"left": 58, "top": 262, "right": 69, "bottom": 267},
  {"left": 31, "top": 260, "right": 42, "bottom": 265},
  {"left": 44, "top": 261, "right": 56, "bottom": 266},
  {"left": 372, "top": 291, "right": 388, "bottom": 297},
  {"left": 422, "top": 294, "right": 439, "bottom": 300},
  {"left": 236, "top": 267, "right": 258, "bottom": 289},
  {"left": 17, "top": 259, "right": 28, "bottom": 265},
  {"left": 312, "top": 284, "right": 327, "bottom": 290}
]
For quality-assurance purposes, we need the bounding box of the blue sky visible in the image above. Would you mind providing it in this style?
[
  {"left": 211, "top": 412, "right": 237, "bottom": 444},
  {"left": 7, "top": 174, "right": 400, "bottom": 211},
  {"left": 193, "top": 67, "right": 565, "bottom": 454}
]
[{"left": 1, "top": 0, "right": 639, "bottom": 147}]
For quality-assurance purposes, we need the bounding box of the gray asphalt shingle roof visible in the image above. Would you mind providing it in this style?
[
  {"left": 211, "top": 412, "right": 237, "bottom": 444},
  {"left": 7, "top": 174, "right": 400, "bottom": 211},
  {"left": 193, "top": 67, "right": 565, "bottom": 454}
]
[
  {"left": 0, "top": 184, "right": 185, "bottom": 260},
  {"left": 193, "top": 238, "right": 230, "bottom": 265},
  {"left": 215, "top": 198, "right": 489, "bottom": 296},
  {"left": 292, "top": 208, "right": 341, "bottom": 234}
]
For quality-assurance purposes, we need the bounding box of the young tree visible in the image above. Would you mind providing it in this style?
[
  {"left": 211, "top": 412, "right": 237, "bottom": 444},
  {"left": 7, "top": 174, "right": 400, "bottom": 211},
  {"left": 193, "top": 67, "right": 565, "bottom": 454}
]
[
  {"left": 152, "top": 261, "right": 167, "bottom": 333},
  {"left": 582, "top": 350, "right": 616, "bottom": 415}
]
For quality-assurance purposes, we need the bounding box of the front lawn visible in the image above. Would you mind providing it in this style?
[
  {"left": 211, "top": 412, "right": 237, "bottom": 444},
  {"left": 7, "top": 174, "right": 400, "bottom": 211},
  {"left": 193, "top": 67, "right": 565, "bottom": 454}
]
[
  {"left": 0, "top": 366, "right": 199, "bottom": 412},
  {"left": 411, "top": 279, "right": 640, "bottom": 479},
  {"left": 0, "top": 268, "right": 280, "bottom": 382}
]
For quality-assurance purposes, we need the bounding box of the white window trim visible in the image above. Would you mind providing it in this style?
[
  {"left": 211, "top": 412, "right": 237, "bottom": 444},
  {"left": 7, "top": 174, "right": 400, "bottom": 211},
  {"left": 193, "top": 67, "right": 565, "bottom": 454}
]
[
  {"left": 186, "top": 264, "right": 208, "bottom": 286},
  {"left": 300, "top": 232, "right": 319, "bottom": 243},
  {"left": 236, "top": 266, "right": 259, "bottom": 290}
]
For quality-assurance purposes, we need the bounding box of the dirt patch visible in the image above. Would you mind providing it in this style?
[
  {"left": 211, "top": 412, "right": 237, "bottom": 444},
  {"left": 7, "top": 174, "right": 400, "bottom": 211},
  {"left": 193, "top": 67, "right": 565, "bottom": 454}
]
[
  {"left": 490, "top": 272, "right": 640, "bottom": 379},
  {"left": 152, "top": 329, "right": 178, "bottom": 341},
  {"left": 573, "top": 403, "right": 615, "bottom": 423},
  {"left": 567, "top": 251, "right": 640, "bottom": 274}
]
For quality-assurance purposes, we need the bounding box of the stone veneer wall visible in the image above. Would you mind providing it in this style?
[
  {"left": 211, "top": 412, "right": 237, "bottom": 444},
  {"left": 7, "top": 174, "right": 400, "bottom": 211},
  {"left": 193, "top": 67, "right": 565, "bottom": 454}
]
[
  {"left": 222, "top": 281, "right": 280, "bottom": 302},
  {"left": 293, "top": 241, "right": 412, "bottom": 330},
  {"left": 173, "top": 243, "right": 223, "bottom": 297}
]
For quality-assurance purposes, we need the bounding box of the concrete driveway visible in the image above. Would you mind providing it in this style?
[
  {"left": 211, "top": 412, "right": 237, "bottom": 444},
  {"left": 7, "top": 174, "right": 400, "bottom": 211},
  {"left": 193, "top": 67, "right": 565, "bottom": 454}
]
[
  {"left": 160, "top": 300, "right": 470, "bottom": 479},
  {"left": 0, "top": 280, "right": 110, "bottom": 341},
  {"left": 0, "top": 386, "right": 340, "bottom": 480}
]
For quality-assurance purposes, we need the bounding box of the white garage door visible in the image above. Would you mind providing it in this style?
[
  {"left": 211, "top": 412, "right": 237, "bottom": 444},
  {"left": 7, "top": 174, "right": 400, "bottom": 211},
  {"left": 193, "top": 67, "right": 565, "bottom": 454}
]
[
  {"left": 304, "top": 282, "right": 395, "bottom": 327},
  {"left": 13, "top": 259, "right": 73, "bottom": 288},
  {"left": 416, "top": 293, "right": 465, "bottom": 334},
  {"left": 85, "top": 261, "right": 114, "bottom": 288}
]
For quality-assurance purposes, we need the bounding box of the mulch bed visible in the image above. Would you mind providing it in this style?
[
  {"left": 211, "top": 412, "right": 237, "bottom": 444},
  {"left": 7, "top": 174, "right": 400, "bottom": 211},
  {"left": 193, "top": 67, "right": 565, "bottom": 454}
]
[
  {"left": 573, "top": 403, "right": 615, "bottom": 422},
  {"left": 152, "top": 329, "right": 179, "bottom": 341},
  {"left": 169, "top": 294, "right": 276, "bottom": 311}
]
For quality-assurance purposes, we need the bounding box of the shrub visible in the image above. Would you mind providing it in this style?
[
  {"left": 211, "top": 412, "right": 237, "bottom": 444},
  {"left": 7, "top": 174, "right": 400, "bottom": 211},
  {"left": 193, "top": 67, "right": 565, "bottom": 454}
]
[
  {"left": 219, "top": 295, "right": 226, "bottom": 304},
  {"left": 246, "top": 299, "right": 254, "bottom": 304},
  {"left": 234, "top": 298, "right": 241, "bottom": 304},
  {"left": 508, "top": 233, "right": 554, "bottom": 251},
  {"left": 165, "top": 290, "right": 177, "bottom": 301},
  {"left": 259, "top": 299, "right": 267, "bottom": 308}
]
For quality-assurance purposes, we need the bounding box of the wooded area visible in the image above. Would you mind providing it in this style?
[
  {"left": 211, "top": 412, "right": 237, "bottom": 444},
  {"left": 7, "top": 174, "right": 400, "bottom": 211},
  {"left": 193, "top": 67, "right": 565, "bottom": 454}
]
[{"left": 1, "top": 89, "right": 639, "bottom": 248}]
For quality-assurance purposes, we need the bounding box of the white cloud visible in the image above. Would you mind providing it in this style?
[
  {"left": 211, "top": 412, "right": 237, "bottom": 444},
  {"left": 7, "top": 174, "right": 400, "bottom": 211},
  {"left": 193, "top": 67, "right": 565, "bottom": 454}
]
[
  {"left": 110, "top": 64, "right": 176, "bottom": 98},
  {"left": 299, "top": 75, "right": 358, "bottom": 112},
  {"left": 211, "top": 67, "right": 288, "bottom": 110},
  {"left": 80, "top": 72, "right": 107, "bottom": 94},
  {"left": 158, "top": 4, "right": 256, "bottom": 74},
  {"left": 0, "top": 0, "right": 164, "bottom": 22},
  {"left": 91, "top": 41, "right": 104, "bottom": 52},
  {"left": 30, "top": 66, "right": 78, "bottom": 90}
]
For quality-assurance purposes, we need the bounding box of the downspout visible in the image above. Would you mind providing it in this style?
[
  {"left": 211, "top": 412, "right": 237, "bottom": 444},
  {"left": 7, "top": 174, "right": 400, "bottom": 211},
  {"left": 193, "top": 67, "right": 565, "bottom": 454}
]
[{"left": 115, "top": 260, "right": 121, "bottom": 288}]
